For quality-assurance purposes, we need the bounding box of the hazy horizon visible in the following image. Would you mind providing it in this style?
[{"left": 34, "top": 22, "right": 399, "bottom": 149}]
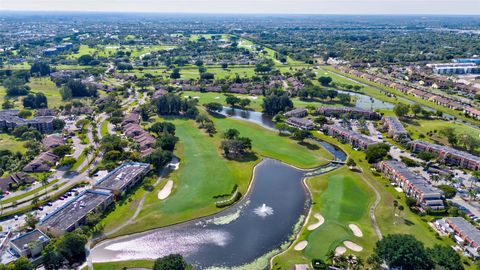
[{"left": 1, "top": 0, "right": 480, "bottom": 15}]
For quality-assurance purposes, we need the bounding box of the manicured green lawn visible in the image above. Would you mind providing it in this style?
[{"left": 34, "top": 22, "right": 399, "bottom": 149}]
[
  {"left": 182, "top": 91, "right": 346, "bottom": 112},
  {"left": 0, "top": 179, "right": 59, "bottom": 204},
  {"left": 88, "top": 260, "right": 153, "bottom": 270},
  {"left": 403, "top": 118, "right": 480, "bottom": 146},
  {"left": 321, "top": 66, "right": 479, "bottom": 125},
  {"left": 272, "top": 167, "right": 376, "bottom": 269},
  {"left": 100, "top": 120, "right": 109, "bottom": 137},
  {"left": 0, "top": 133, "right": 26, "bottom": 153},
  {"left": 313, "top": 132, "right": 455, "bottom": 247},
  {"left": 28, "top": 77, "right": 63, "bottom": 108},
  {"left": 183, "top": 91, "right": 264, "bottom": 111},
  {"left": 211, "top": 115, "right": 332, "bottom": 168},
  {"left": 105, "top": 115, "right": 332, "bottom": 237}
]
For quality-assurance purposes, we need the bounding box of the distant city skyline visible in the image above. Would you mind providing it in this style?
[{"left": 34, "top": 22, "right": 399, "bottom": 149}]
[{"left": 1, "top": 0, "right": 480, "bottom": 15}]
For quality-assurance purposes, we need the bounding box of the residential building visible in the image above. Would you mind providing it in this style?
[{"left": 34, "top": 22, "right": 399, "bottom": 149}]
[
  {"left": 381, "top": 116, "right": 408, "bottom": 141},
  {"left": 465, "top": 107, "right": 480, "bottom": 120},
  {"left": 93, "top": 162, "right": 150, "bottom": 195},
  {"left": 285, "top": 117, "right": 315, "bottom": 130},
  {"left": 411, "top": 140, "right": 480, "bottom": 171},
  {"left": 122, "top": 112, "right": 156, "bottom": 156},
  {"left": 23, "top": 152, "right": 59, "bottom": 172},
  {"left": 0, "top": 173, "right": 36, "bottom": 191},
  {"left": 324, "top": 125, "right": 377, "bottom": 150},
  {"left": 9, "top": 230, "right": 50, "bottom": 260},
  {"left": 0, "top": 110, "right": 57, "bottom": 133},
  {"left": 316, "top": 107, "right": 381, "bottom": 120},
  {"left": 284, "top": 108, "right": 308, "bottom": 118},
  {"left": 42, "top": 134, "right": 65, "bottom": 150},
  {"left": 454, "top": 58, "right": 480, "bottom": 64},
  {"left": 427, "top": 63, "right": 480, "bottom": 75},
  {"left": 35, "top": 108, "right": 56, "bottom": 117},
  {"left": 435, "top": 217, "right": 480, "bottom": 258},
  {"left": 37, "top": 189, "right": 114, "bottom": 237},
  {"left": 377, "top": 160, "right": 444, "bottom": 210}
]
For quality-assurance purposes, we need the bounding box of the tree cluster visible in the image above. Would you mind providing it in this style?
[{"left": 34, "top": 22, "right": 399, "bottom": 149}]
[
  {"left": 220, "top": 128, "right": 252, "bottom": 158},
  {"left": 42, "top": 232, "right": 88, "bottom": 270},
  {"left": 22, "top": 92, "right": 48, "bottom": 109},
  {"left": 370, "top": 234, "right": 463, "bottom": 270},
  {"left": 262, "top": 92, "right": 293, "bottom": 115}
]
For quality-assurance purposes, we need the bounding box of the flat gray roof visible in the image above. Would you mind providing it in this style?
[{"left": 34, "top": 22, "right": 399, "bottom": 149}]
[
  {"left": 39, "top": 190, "right": 112, "bottom": 232},
  {"left": 94, "top": 162, "right": 150, "bottom": 191},
  {"left": 446, "top": 217, "right": 480, "bottom": 246}
]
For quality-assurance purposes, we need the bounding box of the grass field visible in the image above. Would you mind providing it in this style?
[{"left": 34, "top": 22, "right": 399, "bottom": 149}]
[
  {"left": 320, "top": 66, "right": 478, "bottom": 125},
  {"left": 28, "top": 77, "right": 63, "bottom": 108},
  {"left": 67, "top": 44, "right": 176, "bottom": 60},
  {"left": 0, "top": 133, "right": 26, "bottom": 154},
  {"left": 103, "top": 115, "right": 332, "bottom": 237},
  {"left": 89, "top": 260, "right": 153, "bottom": 270},
  {"left": 272, "top": 167, "right": 377, "bottom": 268},
  {"left": 313, "top": 133, "right": 455, "bottom": 247},
  {"left": 0, "top": 179, "right": 59, "bottom": 205},
  {"left": 128, "top": 64, "right": 311, "bottom": 79},
  {"left": 403, "top": 118, "right": 480, "bottom": 149},
  {"left": 182, "top": 91, "right": 349, "bottom": 112},
  {"left": 100, "top": 121, "right": 109, "bottom": 137}
]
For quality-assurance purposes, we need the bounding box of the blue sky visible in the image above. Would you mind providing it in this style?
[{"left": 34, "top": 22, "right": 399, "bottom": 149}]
[{"left": 1, "top": 0, "right": 479, "bottom": 14}]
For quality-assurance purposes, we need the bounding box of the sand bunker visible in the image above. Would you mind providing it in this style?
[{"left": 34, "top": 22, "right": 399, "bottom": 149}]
[
  {"left": 343, "top": 241, "right": 363, "bottom": 252},
  {"left": 307, "top": 213, "right": 325, "bottom": 231},
  {"left": 294, "top": 240, "right": 308, "bottom": 251},
  {"left": 348, "top": 224, "right": 363, "bottom": 237},
  {"left": 335, "top": 246, "right": 347, "bottom": 255},
  {"left": 158, "top": 180, "right": 173, "bottom": 200}
]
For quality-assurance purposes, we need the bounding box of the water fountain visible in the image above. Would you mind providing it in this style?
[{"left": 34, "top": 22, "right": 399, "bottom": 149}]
[{"left": 254, "top": 203, "right": 274, "bottom": 217}]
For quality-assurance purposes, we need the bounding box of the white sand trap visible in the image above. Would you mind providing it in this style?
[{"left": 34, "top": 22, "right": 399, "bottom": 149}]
[
  {"left": 214, "top": 96, "right": 220, "bottom": 99},
  {"left": 395, "top": 187, "right": 403, "bottom": 193},
  {"left": 349, "top": 224, "right": 363, "bottom": 237},
  {"left": 158, "top": 180, "right": 173, "bottom": 200},
  {"left": 335, "top": 246, "right": 347, "bottom": 255},
  {"left": 193, "top": 96, "right": 200, "bottom": 99},
  {"left": 343, "top": 241, "right": 363, "bottom": 252},
  {"left": 184, "top": 95, "right": 190, "bottom": 98},
  {"left": 294, "top": 240, "right": 308, "bottom": 251},
  {"left": 307, "top": 213, "right": 325, "bottom": 231}
]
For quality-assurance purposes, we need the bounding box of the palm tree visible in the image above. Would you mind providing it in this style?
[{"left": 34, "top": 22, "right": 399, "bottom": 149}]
[
  {"left": 41, "top": 177, "right": 49, "bottom": 200},
  {"left": 326, "top": 249, "right": 336, "bottom": 265},
  {"left": 31, "top": 197, "right": 39, "bottom": 209},
  {"left": 468, "top": 189, "right": 477, "bottom": 201},
  {"left": 84, "top": 145, "right": 95, "bottom": 173}
]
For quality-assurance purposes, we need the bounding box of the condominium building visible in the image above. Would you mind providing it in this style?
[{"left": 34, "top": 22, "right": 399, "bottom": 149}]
[
  {"left": 37, "top": 189, "right": 114, "bottom": 237},
  {"left": 324, "top": 125, "right": 377, "bottom": 150},
  {"left": 377, "top": 160, "right": 444, "bottom": 210},
  {"left": 316, "top": 106, "right": 381, "bottom": 120},
  {"left": 284, "top": 108, "right": 308, "bottom": 118},
  {"left": 0, "top": 110, "right": 56, "bottom": 133},
  {"left": 285, "top": 117, "right": 315, "bottom": 130},
  {"left": 427, "top": 63, "right": 480, "bottom": 75},
  {"left": 435, "top": 217, "right": 480, "bottom": 258},
  {"left": 381, "top": 116, "right": 409, "bottom": 141},
  {"left": 93, "top": 162, "right": 150, "bottom": 195},
  {"left": 411, "top": 140, "right": 480, "bottom": 171},
  {"left": 9, "top": 230, "right": 50, "bottom": 260}
]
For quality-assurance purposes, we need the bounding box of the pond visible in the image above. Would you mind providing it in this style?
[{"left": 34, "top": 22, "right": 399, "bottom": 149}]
[
  {"left": 219, "top": 107, "right": 276, "bottom": 130},
  {"left": 91, "top": 111, "right": 346, "bottom": 269},
  {"left": 337, "top": 90, "right": 394, "bottom": 110},
  {"left": 92, "top": 159, "right": 321, "bottom": 269}
]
